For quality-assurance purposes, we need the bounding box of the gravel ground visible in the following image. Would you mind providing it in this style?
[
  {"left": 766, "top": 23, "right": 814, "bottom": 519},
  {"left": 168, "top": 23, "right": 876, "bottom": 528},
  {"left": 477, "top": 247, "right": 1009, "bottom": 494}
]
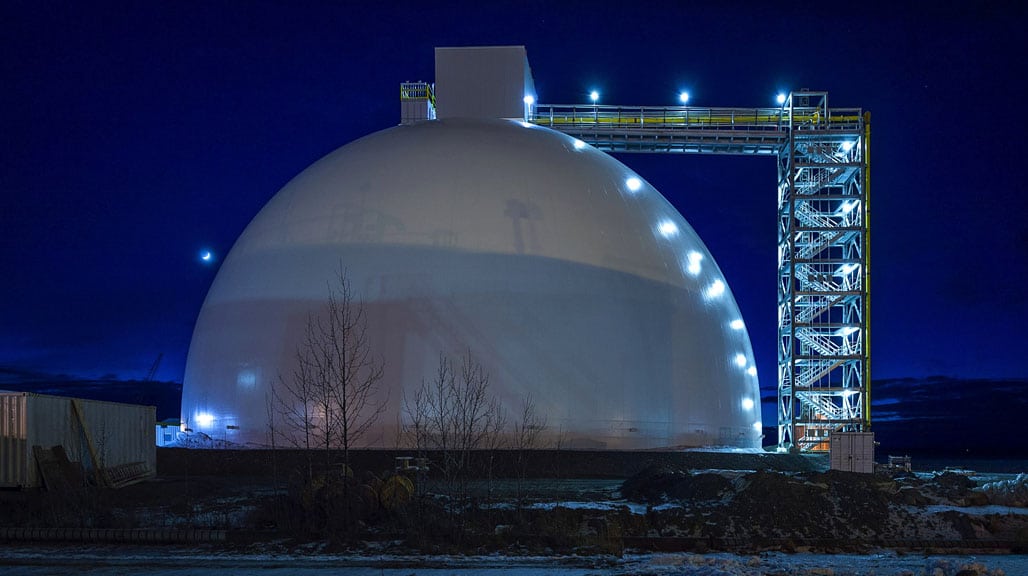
[{"left": 0, "top": 545, "right": 1025, "bottom": 575}]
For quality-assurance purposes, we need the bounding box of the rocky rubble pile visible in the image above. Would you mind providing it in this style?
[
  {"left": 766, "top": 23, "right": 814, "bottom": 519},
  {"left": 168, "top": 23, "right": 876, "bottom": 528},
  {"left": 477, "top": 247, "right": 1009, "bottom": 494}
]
[{"left": 620, "top": 464, "right": 1028, "bottom": 548}]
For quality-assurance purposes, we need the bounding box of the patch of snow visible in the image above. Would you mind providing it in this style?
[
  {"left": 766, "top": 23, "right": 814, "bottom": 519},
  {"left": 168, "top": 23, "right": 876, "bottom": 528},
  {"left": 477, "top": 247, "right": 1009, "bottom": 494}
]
[
  {"left": 920, "top": 504, "right": 1028, "bottom": 516},
  {"left": 682, "top": 446, "right": 768, "bottom": 454},
  {"left": 526, "top": 500, "right": 635, "bottom": 513},
  {"left": 980, "top": 472, "right": 1028, "bottom": 506}
]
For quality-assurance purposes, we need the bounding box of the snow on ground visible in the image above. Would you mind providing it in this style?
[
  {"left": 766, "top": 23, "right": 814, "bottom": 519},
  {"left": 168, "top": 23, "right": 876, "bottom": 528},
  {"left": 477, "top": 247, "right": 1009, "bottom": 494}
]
[
  {"left": 0, "top": 547, "right": 1025, "bottom": 575},
  {"left": 917, "top": 504, "right": 1028, "bottom": 516},
  {"left": 979, "top": 473, "right": 1028, "bottom": 506},
  {"left": 682, "top": 446, "right": 768, "bottom": 454}
]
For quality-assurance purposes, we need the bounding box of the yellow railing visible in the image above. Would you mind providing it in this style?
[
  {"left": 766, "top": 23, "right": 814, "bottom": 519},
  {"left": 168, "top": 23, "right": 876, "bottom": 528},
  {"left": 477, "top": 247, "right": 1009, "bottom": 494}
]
[
  {"left": 531, "top": 104, "right": 861, "bottom": 131},
  {"left": 400, "top": 82, "right": 435, "bottom": 107}
]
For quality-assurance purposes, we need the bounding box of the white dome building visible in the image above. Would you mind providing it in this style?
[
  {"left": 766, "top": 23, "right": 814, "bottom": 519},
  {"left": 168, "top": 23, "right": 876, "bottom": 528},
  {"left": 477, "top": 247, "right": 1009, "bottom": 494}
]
[{"left": 181, "top": 117, "right": 761, "bottom": 449}]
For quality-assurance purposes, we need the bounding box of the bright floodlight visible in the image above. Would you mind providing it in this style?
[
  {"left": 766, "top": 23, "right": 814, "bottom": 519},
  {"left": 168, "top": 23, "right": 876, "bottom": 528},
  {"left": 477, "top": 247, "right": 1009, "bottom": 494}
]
[
  {"left": 841, "top": 140, "right": 855, "bottom": 152},
  {"left": 730, "top": 319, "right": 745, "bottom": 330},
  {"left": 195, "top": 412, "right": 214, "bottom": 427},
  {"left": 679, "top": 91, "right": 690, "bottom": 104},
  {"left": 836, "top": 262, "right": 859, "bottom": 276},
  {"left": 705, "top": 279, "right": 725, "bottom": 299},
  {"left": 625, "top": 177, "right": 642, "bottom": 192},
  {"left": 657, "top": 220, "right": 678, "bottom": 238},
  {"left": 572, "top": 139, "right": 587, "bottom": 150},
  {"left": 741, "top": 397, "right": 755, "bottom": 410},
  {"left": 686, "top": 251, "right": 704, "bottom": 276},
  {"left": 747, "top": 366, "right": 757, "bottom": 377},
  {"left": 523, "top": 94, "right": 535, "bottom": 106},
  {"left": 753, "top": 421, "right": 763, "bottom": 432},
  {"left": 590, "top": 90, "right": 599, "bottom": 103},
  {"left": 776, "top": 93, "right": 787, "bottom": 105},
  {"left": 734, "top": 353, "right": 747, "bottom": 368}
]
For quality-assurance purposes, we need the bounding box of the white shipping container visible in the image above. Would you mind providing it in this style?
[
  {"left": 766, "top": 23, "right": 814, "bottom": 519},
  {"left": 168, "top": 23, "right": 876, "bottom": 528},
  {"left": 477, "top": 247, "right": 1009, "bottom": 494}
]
[
  {"left": 829, "top": 431, "right": 875, "bottom": 474},
  {"left": 0, "top": 392, "right": 156, "bottom": 488}
]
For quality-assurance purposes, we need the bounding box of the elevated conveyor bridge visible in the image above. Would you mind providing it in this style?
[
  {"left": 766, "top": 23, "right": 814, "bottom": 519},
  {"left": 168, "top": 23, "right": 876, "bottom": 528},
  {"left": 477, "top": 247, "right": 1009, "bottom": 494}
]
[
  {"left": 529, "top": 101, "right": 862, "bottom": 156},
  {"left": 401, "top": 84, "right": 870, "bottom": 453}
]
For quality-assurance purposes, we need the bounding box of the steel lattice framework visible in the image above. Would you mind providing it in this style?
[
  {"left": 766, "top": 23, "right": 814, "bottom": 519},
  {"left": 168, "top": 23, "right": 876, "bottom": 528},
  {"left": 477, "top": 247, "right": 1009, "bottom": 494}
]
[
  {"left": 773, "top": 92, "right": 869, "bottom": 452},
  {"left": 401, "top": 85, "right": 871, "bottom": 452}
]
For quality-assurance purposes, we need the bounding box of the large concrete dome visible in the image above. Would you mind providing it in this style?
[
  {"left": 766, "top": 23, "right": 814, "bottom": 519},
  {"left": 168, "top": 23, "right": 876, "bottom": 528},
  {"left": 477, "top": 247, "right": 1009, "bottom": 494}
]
[{"left": 181, "top": 118, "right": 761, "bottom": 449}]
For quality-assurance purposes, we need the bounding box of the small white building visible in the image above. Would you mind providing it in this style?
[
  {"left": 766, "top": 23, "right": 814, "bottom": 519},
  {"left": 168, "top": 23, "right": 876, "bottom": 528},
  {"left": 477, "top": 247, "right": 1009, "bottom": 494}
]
[
  {"left": 0, "top": 392, "right": 156, "bottom": 488},
  {"left": 155, "top": 419, "right": 181, "bottom": 447}
]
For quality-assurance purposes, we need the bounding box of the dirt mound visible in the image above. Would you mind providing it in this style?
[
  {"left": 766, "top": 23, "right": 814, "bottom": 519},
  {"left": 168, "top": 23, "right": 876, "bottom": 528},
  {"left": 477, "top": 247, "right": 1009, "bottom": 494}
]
[
  {"left": 726, "top": 471, "right": 833, "bottom": 538},
  {"left": 620, "top": 464, "right": 687, "bottom": 503},
  {"left": 919, "top": 472, "right": 982, "bottom": 506},
  {"left": 620, "top": 464, "right": 733, "bottom": 504},
  {"left": 622, "top": 467, "right": 910, "bottom": 540}
]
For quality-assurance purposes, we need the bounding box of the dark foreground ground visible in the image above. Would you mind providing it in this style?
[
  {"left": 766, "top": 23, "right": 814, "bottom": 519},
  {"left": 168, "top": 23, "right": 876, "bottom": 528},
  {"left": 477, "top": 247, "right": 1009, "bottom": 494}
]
[
  {"left": 1, "top": 449, "right": 1026, "bottom": 560},
  {"left": 154, "top": 447, "right": 826, "bottom": 479}
]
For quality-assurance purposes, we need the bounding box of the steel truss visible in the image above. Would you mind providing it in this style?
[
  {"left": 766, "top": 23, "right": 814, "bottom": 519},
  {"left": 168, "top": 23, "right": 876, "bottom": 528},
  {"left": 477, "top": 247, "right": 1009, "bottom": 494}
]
[
  {"left": 398, "top": 86, "right": 871, "bottom": 451},
  {"left": 775, "top": 92, "right": 870, "bottom": 452}
]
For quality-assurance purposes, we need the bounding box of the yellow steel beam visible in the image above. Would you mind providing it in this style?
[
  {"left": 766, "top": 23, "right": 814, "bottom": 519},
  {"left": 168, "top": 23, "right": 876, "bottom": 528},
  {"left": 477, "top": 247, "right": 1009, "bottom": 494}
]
[{"left": 863, "top": 111, "right": 872, "bottom": 431}]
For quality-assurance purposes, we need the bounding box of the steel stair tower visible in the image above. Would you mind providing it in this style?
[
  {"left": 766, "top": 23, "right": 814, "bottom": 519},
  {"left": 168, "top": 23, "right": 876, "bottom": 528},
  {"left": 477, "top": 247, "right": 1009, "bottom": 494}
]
[{"left": 774, "top": 92, "right": 870, "bottom": 452}]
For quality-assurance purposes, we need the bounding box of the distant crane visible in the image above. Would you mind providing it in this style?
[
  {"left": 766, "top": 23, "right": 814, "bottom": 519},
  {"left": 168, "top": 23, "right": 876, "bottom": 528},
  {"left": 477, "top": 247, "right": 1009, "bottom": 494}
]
[{"left": 145, "top": 353, "right": 163, "bottom": 382}]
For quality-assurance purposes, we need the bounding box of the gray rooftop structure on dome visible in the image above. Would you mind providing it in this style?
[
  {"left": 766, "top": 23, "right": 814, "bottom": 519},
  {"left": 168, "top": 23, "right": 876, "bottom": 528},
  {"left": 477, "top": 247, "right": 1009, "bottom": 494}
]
[{"left": 434, "top": 45, "right": 535, "bottom": 120}]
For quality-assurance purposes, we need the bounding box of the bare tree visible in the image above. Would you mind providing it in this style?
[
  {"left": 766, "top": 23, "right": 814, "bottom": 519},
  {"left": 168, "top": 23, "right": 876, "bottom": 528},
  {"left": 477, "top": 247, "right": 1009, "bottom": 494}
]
[
  {"left": 512, "top": 394, "right": 545, "bottom": 505},
  {"left": 274, "top": 340, "right": 319, "bottom": 478},
  {"left": 404, "top": 350, "right": 504, "bottom": 508},
  {"left": 513, "top": 394, "right": 545, "bottom": 454},
  {"left": 274, "top": 267, "right": 386, "bottom": 484}
]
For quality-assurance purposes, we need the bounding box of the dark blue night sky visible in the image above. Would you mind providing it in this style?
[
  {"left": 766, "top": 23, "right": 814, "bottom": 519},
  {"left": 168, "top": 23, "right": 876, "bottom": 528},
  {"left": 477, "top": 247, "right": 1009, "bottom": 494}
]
[{"left": 3, "top": 1, "right": 1026, "bottom": 455}]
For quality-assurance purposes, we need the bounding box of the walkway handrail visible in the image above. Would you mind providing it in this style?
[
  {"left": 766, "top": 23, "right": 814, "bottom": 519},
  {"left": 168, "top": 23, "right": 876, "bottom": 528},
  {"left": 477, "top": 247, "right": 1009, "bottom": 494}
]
[{"left": 532, "top": 104, "right": 861, "bottom": 131}]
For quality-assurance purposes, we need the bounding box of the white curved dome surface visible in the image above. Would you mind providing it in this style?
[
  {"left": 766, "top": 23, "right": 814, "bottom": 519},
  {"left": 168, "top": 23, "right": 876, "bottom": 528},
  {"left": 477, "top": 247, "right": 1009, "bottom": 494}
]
[{"left": 181, "top": 118, "right": 761, "bottom": 449}]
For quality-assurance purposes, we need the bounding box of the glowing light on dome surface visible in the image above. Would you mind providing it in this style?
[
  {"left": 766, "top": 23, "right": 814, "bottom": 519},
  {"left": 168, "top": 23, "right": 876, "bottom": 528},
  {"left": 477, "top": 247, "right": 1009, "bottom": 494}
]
[
  {"left": 705, "top": 279, "right": 726, "bottom": 299},
  {"left": 194, "top": 412, "right": 214, "bottom": 427},
  {"left": 657, "top": 220, "right": 678, "bottom": 238},
  {"left": 686, "top": 251, "right": 704, "bottom": 276}
]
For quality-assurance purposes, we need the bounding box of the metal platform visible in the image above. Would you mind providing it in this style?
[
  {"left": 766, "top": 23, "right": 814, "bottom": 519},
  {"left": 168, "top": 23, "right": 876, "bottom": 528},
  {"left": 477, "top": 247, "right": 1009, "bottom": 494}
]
[{"left": 529, "top": 102, "right": 861, "bottom": 156}]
